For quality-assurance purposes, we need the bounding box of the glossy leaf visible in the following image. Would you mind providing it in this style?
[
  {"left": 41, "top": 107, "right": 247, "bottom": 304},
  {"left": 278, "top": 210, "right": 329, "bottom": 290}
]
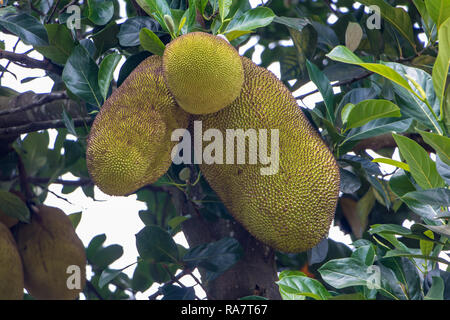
[
  {"left": 352, "top": 245, "right": 375, "bottom": 266},
  {"left": 62, "top": 45, "right": 103, "bottom": 107},
  {"left": 343, "top": 118, "right": 413, "bottom": 144},
  {"left": 418, "top": 130, "right": 450, "bottom": 166},
  {"left": 276, "top": 275, "right": 331, "bottom": 300},
  {"left": 135, "top": 0, "right": 172, "bottom": 33},
  {"left": 402, "top": 188, "right": 450, "bottom": 206},
  {"left": 344, "top": 99, "right": 401, "bottom": 130},
  {"left": 0, "top": 190, "right": 30, "bottom": 223},
  {"left": 136, "top": 225, "right": 179, "bottom": 263},
  {"left": 0, "top": 13, "right": 48, "bottom": 46},
  {"left": 432, "top": 17, "right": 450, "bottom": 118},
  {"left": 35, "top": 24, "right": 75, "bottom": 64},
  {"left": 224, "top": 7, "right": 275, "bottom": 41},
  {"left": 98, "top": 269, "right": 123, "bottom": 288},
  {"left": 436, "top": 155, "right": 450, "bottom": 184},
  {"left": 118, "top": 16, "right": 160, "bottom": 47},
  {"left": 425, "top": 276, "right": 444, "bottom": 300},
  {"left": 88, "top": 0, "right": 114, "bottom": 26},
  {"left": 139, "top": 28, "right": 165, "bottom": 56},
  {"left": 306, "top": 60, "right": 335, "bottom": 122},
  {"left": 392, "top": 133, "right": 445, "bottom": 189},
  {"left": 98, "top": 53, "right": 122, "bottom": 100},
  {"left": 425, "top": 0, "right": 450, "bottom": 29}
]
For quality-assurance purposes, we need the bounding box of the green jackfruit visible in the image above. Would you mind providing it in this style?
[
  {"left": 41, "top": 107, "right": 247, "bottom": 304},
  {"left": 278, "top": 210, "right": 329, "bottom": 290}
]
[
  {"left": 163, "top": 32, "right": 244, "bottom": 115},
  {"left": 196, "top": 57, "right": 340, "bottom": 253},
  {"left": 0, "top": 222, "right": 24, "bottom": 300},
  {"left": 87, "top": 55, "right": 189, "bottom": 196},
  {"left": 16, "top": 205, "right": 86, "bottom": 300}
]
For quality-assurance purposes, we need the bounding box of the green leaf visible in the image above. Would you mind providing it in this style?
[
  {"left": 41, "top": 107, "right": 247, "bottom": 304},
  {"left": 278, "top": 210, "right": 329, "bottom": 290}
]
[
  {"left": 62, "top": 45, "right": 103, "bottom": 107},
  {"left": 62, "top": 109, "right": 77, "bottom": 137},
  {"left": 357, "top": 0, "right": 416, "bottom": 49},
  {"left": 352, "top": 245, "right": 375, "bottom": 266},
  {"left": 182, "top": 237, "right": 243, "bottom": 281},
  {"left": 343, "top": 118, "right": 413, "bottom": 144},
  {"left": 88, "top": 0, "right": 114, "bottom": 26},
  {"left": 135, "top": 0, "right": 172, "bottom": 33},
  {"left": 306, "top": 60, "right": 335, "bottom": 122},
  {"left": 139, "top": 28, "right": 165, "bottom": 56},
  {"left": 318, "top": 258, "right": 383, "bottom": 290},
  {"left": 329, "top": 293, "right": 367, "bottom": 300},
  {"left": 89, "top": 244, "right": 124, "bottom": 269},
  {"left": 344, "top": 99, "right": 401, "bottom": 130},
  {"left": 35, "top": 24, "right": 75, "bottom": 64},
  {"left": 224, "top": 7, "right": 275, "bottom": 41},
  {"left": 136, "top": 225, "right": 179, "bottom": 263},
  {"left": 386, "top": 62, "right": 442, "bottom": 134},
  {"left": 384, "top": 249, "right": 450, "bottom": 265},
  {"left": 98, "top": 53, "right": 122, "bottom": 100},
  {"left": 0, "top": 190, "right": 30, "bottom": 223},
  {"left": 276, "top": 275, "right": 331, "bottom": 300},
  {"left": 418, "top": 130, "right": 450, "bottom": 166},
  {"left": 278, "top": 270, "right": 307, "bottom": 279},
  {"left": 425, "top": 276, "right": 445, "bottom": 300},
  {"left": 402, "top": 188, "right": 450, "bottom": 206},
  {"left": 68, "top": 211, "right": 82, "bottom": 229},
  {"left": 326, "top": 46, "right": 412, "bottom": 92},
  {"left": 389, "top": 169, "right": 416, "bottom": 198},
  {"left": 436, "top": 155, "right": 450, "bottom": 184},
  {"left": 239, "top": 295, "right": 269, "bottom": 300},
  {"left": 0, "top": 13, "right": 48, "bottom": 46},
  {"left": 219, "top": 0, "right": 232, "bottom": 22},
  {"left": 392, "top": 133, "right": 445, "bottom": 189},
  {"left": 98, "top": 268, "right": 123, "bottom": 288},
  {"left": 425, "top": 0, "right": 450, "bottom": 29},
  {"left": 118, "top": 17, "right": 159, "bottom": 47},
  {"left": 413, "top": 223, "right": 450, "bottom": 238},
  {"left": 372, "top": 158, "right": 410, "bottom": 171}
]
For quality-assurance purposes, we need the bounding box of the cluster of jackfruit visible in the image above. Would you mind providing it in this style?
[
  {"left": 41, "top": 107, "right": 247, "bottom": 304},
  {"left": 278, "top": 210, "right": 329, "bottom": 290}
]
[
  {"left": 0, "top": 195, "right": 86, "bottom": 300},
  {"left": 86, "top": 32, "right": 340, "bottom": 253}
]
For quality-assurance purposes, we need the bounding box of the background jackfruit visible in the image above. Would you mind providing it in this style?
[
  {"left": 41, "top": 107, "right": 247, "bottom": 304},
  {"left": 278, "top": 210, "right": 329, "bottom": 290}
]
[
  {"left": 16, "top": 205, "right": 86, "bottom": 300},
  {"left": 0, "top": 222, "right": 24, "bottom": 300}
]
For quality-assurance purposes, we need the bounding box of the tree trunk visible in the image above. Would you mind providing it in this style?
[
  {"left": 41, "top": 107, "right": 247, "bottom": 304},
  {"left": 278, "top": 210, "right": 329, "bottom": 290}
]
[{"left": 181, "top": 200, "right": 282, "bottom": 300}]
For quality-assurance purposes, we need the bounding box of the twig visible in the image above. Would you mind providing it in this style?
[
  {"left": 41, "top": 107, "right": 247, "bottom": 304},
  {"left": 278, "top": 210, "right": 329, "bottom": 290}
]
[
  {"left": 0, "top": 91, "right": 69, "bottom": 116},
  {"left": 0, "top": 49, "right": 63, "bottom": 75},
  {"left": 46, "top": 0, "right": 61, "bottom": 23},
  {"left": 0, "top": 117, "right": 93, "bottom": 136},
  {"left": 37, "top": 184, "right": 74, "bottom": 205},
  {"left": 188, "top": 270, "right": 212, "bottom": 300},
  {"left": 85, "top": 280, "right": 104, "bottom": 300},
  {"left": 16, "top": 152, "right": 34, "bottom": 201},
  {"left": 148, "top": 269, "right": 191, "bottom": 300},
  {"left": 27, "top": 177, "right": 93, "bottom": 187},
  {"left": 59, "top": 0, "right": 78, "bottom": 14},
  {"left": 0, "top": 38, "right": 20, "bottom": 81},
  {"left": 295, "top": 71, "right": 373, "bottom": 100}
]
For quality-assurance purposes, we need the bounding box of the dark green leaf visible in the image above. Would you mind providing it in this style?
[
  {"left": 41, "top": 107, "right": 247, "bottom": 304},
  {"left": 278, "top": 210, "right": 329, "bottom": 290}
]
[
  {"left": 0, "top": 13, "right": 48, "bottom": 46},
  {"left": 136, "top": 225, "right": 179, "bottom": 263},
  {"left": 276, "top": 275, "right": 331, "bottom": 300},
  {"left": 417, "top": 129, "right": 450, "bottom": 166},
  {"left": 35, "top": 24, "right": 75, "bottom": 64},
  {"left": 0, "top": 190, "right": 30, "bottom": 223},
  {"left": 88, "top": 0, "right": 114, "bottom": 25},
  {"left": 306, "top": 60, "right": 335, "bottom": 122},
  {"left": 402, "top": 188, "right": 450, "bottom": 206},
  {"left": 436, "top": 154, "right": 450, "bottom": 184},
  {"left": 393, "top": 133, "right": 445, "bottom": 189},
  {"left": 183, "top": 237, "right": 243, "bottom": 281},
  {"left": 389, "top": 169, "right": 416, "bottom": 197},
  {"left": 98, "top": 268, "right": 123, "bottom": 288},
  {"left": 343, "top": 118, "right": 413, "bottom": 144},
  {"left": 161, "top": 284, "right": 195, "bottom": 300},
  {"left": 224, "top": 7, "right": 275, "bottom": 41},
  {"left": 344, "top": 99, "right": 401, "bottom": 130},
  {"left": 139, "top": 28, "right": 165, "bottom": 56},
  {"left": 89, "top": 244, "right": 124, "bottom": 269},
  {"left": 352, "top": 245, "right": 375, "bottom": 266},
  {"left": 118, "top": 16, "right": 159, "bottom": 47},
  {"left": 62, "top": 45, "right": 103, "bottom": 107},
  {"left": 98, "top": 53, "right": 122, "bottom": 100},
  {"left": 339, "top": 168, "right": 361, "bottom": 194},
  {"left": 425, "top": 276, "right": 444, "bottom": 300}
]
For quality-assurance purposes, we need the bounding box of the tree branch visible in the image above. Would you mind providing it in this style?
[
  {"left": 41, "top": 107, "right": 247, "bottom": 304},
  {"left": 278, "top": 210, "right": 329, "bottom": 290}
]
[
  {"left": 27, "top": 177, "right": 93, "bottom": 187},
  {"left": 0, "top": 49, "right": 63, "bottom": 75},
  {"left": 0, "top": 91, "right": 68, "bottom": 116},
  {"left": 0, "top": 117, "right": 93, "bottom": 136}
]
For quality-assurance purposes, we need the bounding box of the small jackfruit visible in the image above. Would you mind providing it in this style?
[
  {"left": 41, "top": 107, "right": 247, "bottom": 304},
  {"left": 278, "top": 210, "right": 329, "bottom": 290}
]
[
  {"left": 86, "top": 55, "right": 189, "bottom": 196},
  {"left": 163, "top": 32, "right": 244, "bottom": 115},
  {"left": 0, "top": 222, "right": 24, "bottom": 300},
  {"left": 196, "top": 57, "right": 340, "bottom": 253},
  {"left": 16, "top": 205, "right": 86, "bottom": 300}
]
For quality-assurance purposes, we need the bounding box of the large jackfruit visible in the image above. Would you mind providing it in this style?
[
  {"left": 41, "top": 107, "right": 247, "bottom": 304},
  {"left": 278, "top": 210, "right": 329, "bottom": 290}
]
[
  {"left": 196, "top": 57, "right": 340, "bottom": 253},
  {"left": 16, "top": 205, "right": 86, "bottom": 300},
  {"left": 86, "top": 55, "right": 189, "bottom": 196},
  {"left": 163, "top": 32, "right": 244, "bottom": 115},
  {"left": 0, "top": 222, "right": 24, "bottom": 299}
]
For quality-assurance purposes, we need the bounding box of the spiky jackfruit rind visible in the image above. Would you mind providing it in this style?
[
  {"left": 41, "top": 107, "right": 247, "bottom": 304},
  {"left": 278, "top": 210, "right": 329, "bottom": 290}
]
[
  {"left": 196, "top": 57, "right": 340, "bottom": 253},
  {"left": 86, "top": 55, "right": 189, "bottom": 196},
  {"left": 163, "top": 32, "right": 244, "bottom": 115}
]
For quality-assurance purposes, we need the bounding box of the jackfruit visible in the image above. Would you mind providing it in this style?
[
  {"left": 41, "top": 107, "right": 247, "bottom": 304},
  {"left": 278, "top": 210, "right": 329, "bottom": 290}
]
[
  {"left": 163, "top": 32, "right": 244, "bottom": 115},
  {"left": 86, "top": 55, "right": 189, "bottom": 196},
  {"left": 16, "top": 205, "right": 86, "bottom": 300},
  {"left": 0, "top": 222, "right": 24, "bottom": 299},
  {"left": 196, "top": 57, "right": 340, "bottom": 253}
]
